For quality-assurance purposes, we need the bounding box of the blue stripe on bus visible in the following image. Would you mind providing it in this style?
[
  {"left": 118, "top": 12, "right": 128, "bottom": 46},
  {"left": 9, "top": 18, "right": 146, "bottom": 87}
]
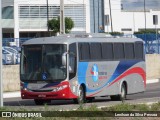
[
  {"left": 78, "top": 60, "right": 142, "bottom": 93},
  {"left": 107, "top": 60, "right": 140, "bottom": 84},
  {"left": 78, "top": 62, "right": 89, "bottom": 85}
]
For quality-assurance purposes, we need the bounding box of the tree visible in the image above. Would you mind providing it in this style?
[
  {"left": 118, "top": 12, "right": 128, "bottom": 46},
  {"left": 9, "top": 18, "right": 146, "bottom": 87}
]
[{"left": 48, "top": 17, "right": 74, "bottom": 34}]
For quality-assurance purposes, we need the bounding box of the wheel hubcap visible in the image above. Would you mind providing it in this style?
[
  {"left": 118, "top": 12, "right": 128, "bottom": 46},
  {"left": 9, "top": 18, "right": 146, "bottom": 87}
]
[{"left": 121, "top": 86, "right": 125, "bottom": 99}]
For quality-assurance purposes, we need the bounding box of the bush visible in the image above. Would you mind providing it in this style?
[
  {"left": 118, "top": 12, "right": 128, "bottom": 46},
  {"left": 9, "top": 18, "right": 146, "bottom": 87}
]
[
  {"left": 134, "top": 29, "right": 157, "bottom": 34},
  {"left": 109, "top": 32, "right": 124, "bottom": 36}
]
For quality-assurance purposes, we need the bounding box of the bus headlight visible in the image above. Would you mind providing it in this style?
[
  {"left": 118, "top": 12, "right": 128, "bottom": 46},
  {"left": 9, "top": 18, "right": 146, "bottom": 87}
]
[{"left": 52, "top": 85, "right": 67, "bottom": 92}]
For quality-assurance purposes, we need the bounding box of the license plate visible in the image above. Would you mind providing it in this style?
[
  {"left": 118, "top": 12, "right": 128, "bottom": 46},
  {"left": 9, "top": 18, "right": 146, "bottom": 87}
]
[{"left": 38, "top": 95, "right": 46, "bottom": 97}]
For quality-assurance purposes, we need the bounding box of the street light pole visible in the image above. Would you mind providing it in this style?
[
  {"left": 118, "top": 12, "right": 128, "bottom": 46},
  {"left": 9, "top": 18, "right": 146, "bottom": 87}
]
[
  {"left": 109, "top": 0, "right": 113, "bottom": 32},
  {"left": 60, "top": 0, "right": 65, "bottom": 34},
  {"left": 144, "top": 0, "right": 146, "bottom": 31},
  {"left": 46, "top": 0, "right": 49, "bottom": 36},
  {"left": 144, "top": 0, "right": 147, "bottom": 53},
  {"left": 0, "top": 0, "right": 3, "bottom": 107}
]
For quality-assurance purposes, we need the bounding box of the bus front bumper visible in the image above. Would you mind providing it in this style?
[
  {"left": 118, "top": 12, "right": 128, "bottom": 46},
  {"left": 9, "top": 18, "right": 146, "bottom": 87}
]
[{"left": 21, "top": 87, "right": 77, "bottom": 100}]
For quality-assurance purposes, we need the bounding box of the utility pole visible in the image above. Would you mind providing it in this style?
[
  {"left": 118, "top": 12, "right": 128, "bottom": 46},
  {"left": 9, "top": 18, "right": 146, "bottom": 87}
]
[
  {"left": 83, "top": 0, "right": 85, "bottom": 33},
  {"left": 0, "top": 0, "right": 3, "bottom": 107},
  {"left": 60, "top": 0, "right": 65, "bottom": 34},
  {"left": 93, "top": 0, "right": 95, "bottom": 33},
  {"left": 144, "top": 0, "right": 146, "bottom": 31},
  {"left": 144, "top": 0, "right": 147, "bottom": 53},
  {"left": 109, "top": 0, "right": 113, "bottom": 32},
  {"left": 46, "top": 0, "right": 49, "bottom": 35}
]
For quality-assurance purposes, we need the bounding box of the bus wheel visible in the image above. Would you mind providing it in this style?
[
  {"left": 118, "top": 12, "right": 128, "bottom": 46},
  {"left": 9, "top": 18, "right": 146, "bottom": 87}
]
[
  {"left": 34, "top": 99, "right": 51, "bottom": 105},
  {"left": 73, "top": 85, "right": 85, "bottom": 104},
  {"left": 118, "top": 83, "right": 127, "bottom": 101},
  {"left": 110, "top": 84, "right": 126, "bottom": 101}
]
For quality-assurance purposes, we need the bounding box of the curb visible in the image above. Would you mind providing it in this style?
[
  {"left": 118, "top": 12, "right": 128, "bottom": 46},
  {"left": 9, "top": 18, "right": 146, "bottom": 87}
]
[
  {"left": 146, "top": 79, "right": 159, "bottom": 84},
  {"left": 3, "top": 91, "right": 20, "bottom": 98},
  {"left": 3, "top": 79, "right": 160, "bottom": 98}
]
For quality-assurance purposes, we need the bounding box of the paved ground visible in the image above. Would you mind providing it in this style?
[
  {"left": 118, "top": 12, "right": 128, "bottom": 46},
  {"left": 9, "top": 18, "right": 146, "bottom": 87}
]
[{"left": 3, "top": 79, "right": 159, "bottom": 98}]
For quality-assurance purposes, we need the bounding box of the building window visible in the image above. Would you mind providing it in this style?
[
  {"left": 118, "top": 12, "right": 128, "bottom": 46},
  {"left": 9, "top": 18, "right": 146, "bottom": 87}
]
[
  {"left": 19, "top": 5, "right": 86, "bottom": 29},
  {"left": 2, "top": 6, "right": 14, "bottom": 19},
  {"left": 121, "top": 28, "right": 132, "bottom": 31}
]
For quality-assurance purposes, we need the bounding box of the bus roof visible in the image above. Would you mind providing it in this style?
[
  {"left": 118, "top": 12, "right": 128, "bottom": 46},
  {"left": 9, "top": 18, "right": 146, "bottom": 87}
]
[{"left": 22, "top": 34, "right": 143, "bottom": 45}]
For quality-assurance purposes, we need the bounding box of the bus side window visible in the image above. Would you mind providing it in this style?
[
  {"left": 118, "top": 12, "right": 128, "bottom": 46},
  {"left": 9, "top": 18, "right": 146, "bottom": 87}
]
[
  {"left": 114, "top": 43, "right": 125, "bottom": 60},
  {"left": 69, "top": 43, "right": 77, "bottom": 80},
  {"left": 125, "top": 43, "right": 135, "bottom": 59},
  {"left": 102, "top": 43, "right": 113, "bottom": 60},
  {"left": 135, "top": 42, "right": 144, "bottom": 60},
  {"left": 78, "top": 43, "right": 90, "bottom": 61},
  {"left": 90, "top": 43, "right": 102, "bottom": 60}
]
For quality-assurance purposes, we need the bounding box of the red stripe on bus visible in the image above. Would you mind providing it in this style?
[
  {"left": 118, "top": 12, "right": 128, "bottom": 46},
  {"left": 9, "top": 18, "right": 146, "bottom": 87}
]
[{"left": 108, "top": 67, "right": 146, "bottom": 87}]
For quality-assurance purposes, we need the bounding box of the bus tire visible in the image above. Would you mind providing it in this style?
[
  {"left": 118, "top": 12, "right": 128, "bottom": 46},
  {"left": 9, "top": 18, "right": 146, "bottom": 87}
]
[
  {"left": 34, "top": 99, "right": 51, "bottom": 105},
  {"left": 118, "top": 83, "right": 127, "bottom": 101},
  {"left": 110, "top": 83, "right": 126, "bottom": 101},
  {"left": 73, "top": 85, "right": 85, "bottom": 104}
]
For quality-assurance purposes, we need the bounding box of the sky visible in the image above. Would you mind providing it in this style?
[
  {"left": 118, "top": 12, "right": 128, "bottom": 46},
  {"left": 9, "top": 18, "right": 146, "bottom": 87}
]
[{"left": 122, "top": 0, "right": 160, "bottom": 10}]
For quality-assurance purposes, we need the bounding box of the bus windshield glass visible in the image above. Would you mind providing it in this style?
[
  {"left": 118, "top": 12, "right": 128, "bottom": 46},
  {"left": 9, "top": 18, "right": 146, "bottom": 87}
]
[{"left": 20, "top": 44, "right": 67, "bottom": 81}]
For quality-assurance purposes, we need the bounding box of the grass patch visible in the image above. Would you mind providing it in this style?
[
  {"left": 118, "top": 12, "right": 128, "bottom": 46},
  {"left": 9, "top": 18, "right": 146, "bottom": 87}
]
[
  {"left": 77, "top": 104, "right": 99, "bottom": 111},
  {"left": 103, "top": 103, "right": 134, "bottom": 111},
  {"left": 133, "top": 104, "right": 150, "bottom": 111},
  {"left": 150, "top": 102, "right": 160, "bottom": 111},
  {"left": 1, "top": 102, "right": 160, "bottom": 120}
]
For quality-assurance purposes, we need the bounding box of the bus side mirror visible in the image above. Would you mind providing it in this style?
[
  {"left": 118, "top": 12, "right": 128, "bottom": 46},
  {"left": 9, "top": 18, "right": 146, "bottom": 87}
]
[{"left": 62, "top": 52, "right": 68, "bottom": 66}]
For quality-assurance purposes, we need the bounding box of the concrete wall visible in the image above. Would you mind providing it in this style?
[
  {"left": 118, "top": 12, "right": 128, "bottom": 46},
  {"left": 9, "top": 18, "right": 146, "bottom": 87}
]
[
  {"left": 3, "top": 65, "right": 20, "bottom": 92},
  {"left": 2, "top": 54, "right": 160, "bottom": 92},
  {"left": 146, "top": 54, "right": 160, "bottom": 79}
]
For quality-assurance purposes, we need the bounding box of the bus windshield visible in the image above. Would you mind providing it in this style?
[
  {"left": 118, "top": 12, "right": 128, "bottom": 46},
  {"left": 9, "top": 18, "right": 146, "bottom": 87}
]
[{"left": 20, "top": 44, "right": 67, "bottom": 82}]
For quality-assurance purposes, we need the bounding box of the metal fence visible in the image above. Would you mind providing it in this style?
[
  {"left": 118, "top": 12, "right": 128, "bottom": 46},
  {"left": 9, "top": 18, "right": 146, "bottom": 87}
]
[
  {"left": 2, "top": 34, "right": 160, "bottom": 54},
  {"left": 2, "top": 38, "right": 32, "bottom": 47},
  {"left": 134, "top": 34, "right": 160, "bottom": 54}
]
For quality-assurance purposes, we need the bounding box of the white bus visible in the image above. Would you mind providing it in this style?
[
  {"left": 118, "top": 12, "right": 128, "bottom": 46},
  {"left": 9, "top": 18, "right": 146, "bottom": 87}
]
[{"left": 20, "top": 34, "right": 146, "bottom": 105}]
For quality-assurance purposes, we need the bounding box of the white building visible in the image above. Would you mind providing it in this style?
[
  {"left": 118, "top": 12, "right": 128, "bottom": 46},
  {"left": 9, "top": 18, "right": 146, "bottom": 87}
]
[
  {"left": 105, "top": 0, "right": 160, "bottom": 34},
  {"left": 2, "top": 0, "right": 104, "bottom": 43},
  {"left": 2, "top": 0, "right": 160, "bottom": 46}
]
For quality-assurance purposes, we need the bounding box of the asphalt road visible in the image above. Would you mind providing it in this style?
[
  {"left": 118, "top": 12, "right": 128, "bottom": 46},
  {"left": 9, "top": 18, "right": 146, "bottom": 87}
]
[{"left": 3, "top": 82, "right": 160, "bottom": 111}]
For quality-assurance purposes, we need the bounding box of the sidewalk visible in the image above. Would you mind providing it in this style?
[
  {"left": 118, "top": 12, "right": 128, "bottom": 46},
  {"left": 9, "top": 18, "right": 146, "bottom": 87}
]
[{"left": 3, "top": 79, "right": 160, "bottom": 98}]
